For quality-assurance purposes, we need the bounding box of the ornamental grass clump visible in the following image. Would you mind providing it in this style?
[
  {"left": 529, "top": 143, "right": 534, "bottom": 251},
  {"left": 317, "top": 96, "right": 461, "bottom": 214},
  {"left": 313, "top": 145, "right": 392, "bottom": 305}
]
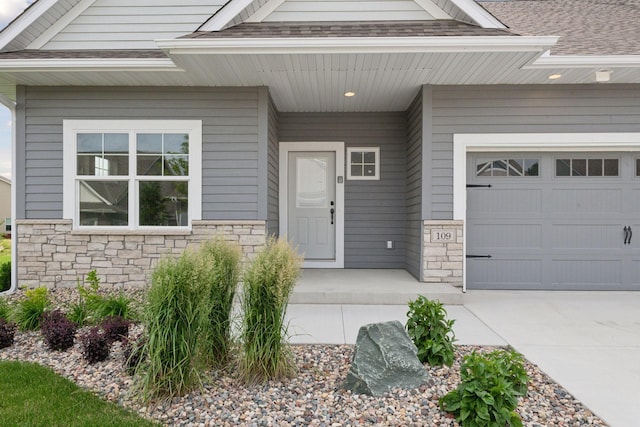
[
  {"left": 139, "top": 251, "right": 206, "bottom": 400},
  {"left": 40, "top": 310, "right": 77, "bottom": 352},
  {"left": 13, "top": 287, "right": 51, "bottom": 331},
  {"left": 440, "top": 348, "right": 529, "bottom": 427},
  {"left": 239, "top": 238, "right": 301, "bottom": 385},
  {"left": 197, "top": 238, "right": 242, "bottom": 367},
  {"left": 406, "top": 295, "right": 456, "bottom": 367},
  {"left": 0, "top": 297, "right": 11, "bottom": 321}
]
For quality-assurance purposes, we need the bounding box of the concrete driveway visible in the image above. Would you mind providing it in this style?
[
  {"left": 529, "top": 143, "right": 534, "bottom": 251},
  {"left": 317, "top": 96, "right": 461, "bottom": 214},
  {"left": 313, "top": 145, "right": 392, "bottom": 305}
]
[{"left": 464, "top": 291, "right": 640, "bottom": 427}]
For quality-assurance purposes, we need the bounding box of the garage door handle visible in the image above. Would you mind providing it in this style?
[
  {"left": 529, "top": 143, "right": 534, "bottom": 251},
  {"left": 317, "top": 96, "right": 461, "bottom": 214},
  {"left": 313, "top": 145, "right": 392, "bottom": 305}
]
[
  {"left": 624, "top": 226, "right": 629, "bottom": 245},
  {"left": 629, "top": 226, "right": 633, "bottom": 245}
]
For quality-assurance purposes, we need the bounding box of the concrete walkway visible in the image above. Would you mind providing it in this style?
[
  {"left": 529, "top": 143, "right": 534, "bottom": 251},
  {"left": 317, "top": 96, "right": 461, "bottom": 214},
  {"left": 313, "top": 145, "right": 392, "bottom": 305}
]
[{"left": 286, "top": 291, "right": 640, "bottom": 427}]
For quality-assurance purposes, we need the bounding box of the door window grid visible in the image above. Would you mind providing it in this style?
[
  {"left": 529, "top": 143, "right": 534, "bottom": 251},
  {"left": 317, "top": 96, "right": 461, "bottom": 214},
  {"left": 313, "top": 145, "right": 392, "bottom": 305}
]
[
  {"left": 476, "top": 159, "right": 539, "bottom": 177},
  {"left": 347, "top": 147, "right": 379, "bottom": 180},
  {"left": 556, "top": 158, "right": 619, "bottom": 177}
]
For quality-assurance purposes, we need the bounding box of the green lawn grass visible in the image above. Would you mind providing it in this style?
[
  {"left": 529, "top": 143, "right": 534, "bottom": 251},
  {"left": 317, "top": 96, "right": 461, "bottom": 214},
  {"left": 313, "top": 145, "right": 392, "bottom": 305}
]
[
  {"left": 0, "top": 361, "right": 157, "bottom": 426},
  {"left": 0, "top": 237, "right": 10, "bottom": 264}
]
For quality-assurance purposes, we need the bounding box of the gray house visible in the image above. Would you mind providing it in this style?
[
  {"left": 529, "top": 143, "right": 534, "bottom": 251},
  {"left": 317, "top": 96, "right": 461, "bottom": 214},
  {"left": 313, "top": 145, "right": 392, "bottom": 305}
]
[{"left": 1, "top": 0, "right": 639, "bottom": 292}]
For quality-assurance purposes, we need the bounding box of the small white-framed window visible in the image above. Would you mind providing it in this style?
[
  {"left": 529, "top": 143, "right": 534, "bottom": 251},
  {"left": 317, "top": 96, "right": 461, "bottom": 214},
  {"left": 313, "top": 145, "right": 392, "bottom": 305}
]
[
  {"left": 347, "top": 147, "right": 380, "bottom": 180},
  {"left": 63, "top": 120, "right": 202, "bottom": 229}
]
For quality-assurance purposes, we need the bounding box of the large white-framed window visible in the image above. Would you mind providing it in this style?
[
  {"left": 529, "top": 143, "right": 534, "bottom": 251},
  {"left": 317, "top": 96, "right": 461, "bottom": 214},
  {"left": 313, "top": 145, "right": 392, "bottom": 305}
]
[{"left": 63, "top": 120, "right": 202, "bottom": 230}]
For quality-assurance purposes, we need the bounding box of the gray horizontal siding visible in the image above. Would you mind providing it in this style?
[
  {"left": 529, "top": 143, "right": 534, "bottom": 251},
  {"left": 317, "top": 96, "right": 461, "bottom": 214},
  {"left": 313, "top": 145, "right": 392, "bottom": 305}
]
[
  {"left": 430, "top": 84, "right": 640, "bottom": 219},
  {"left": 22, "top": 86, "right": 260, "bottom": 220},
  {"left": 278, "top": 112, "right": 407, "bottom": 269},
  {"left": 405, "top": 91, "right": 423, "bottom": 279},
  {"left": 267, "top": 96, "right": 279, "bottom": 237}
]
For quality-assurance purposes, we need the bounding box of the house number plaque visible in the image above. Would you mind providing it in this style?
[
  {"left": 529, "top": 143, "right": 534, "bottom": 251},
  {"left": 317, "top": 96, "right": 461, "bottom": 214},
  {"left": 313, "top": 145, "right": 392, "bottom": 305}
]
[{"left": 431, "top": 229, "right": 456, "bottom": 243}]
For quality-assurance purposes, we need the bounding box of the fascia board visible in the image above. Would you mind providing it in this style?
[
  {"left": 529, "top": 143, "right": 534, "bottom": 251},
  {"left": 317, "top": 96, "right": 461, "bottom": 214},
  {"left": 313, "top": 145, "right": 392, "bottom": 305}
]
[
  {"left": 156, "top": 36, "right": 558, "bottom": 54},
  {"left": 526, "top": 55, "right": 640, "bottom": 69},
  {"left": 0, "top": 58, "right": 181, "bottom": 72},
  {"left": 447, "top": 0, "right": 506, "bottom": 29},
  {"left": 0, "top": 0, "right": 60, "bottom": 50},
  {"left": 199, "top": 0, "right": 255, "bottom": 32}
]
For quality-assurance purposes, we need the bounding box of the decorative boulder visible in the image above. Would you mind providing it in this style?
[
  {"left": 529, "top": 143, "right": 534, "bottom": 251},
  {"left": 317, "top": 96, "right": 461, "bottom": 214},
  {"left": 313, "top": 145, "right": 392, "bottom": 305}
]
[{"left": 343, "top": 320, "right": 432, "bottom": 396}]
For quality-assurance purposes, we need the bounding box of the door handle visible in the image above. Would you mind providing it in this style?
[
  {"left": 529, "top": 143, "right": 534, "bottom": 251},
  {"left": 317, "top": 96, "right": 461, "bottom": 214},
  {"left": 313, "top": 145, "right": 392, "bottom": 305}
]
[
  {"left": 624, "top": 226, "right": 629, "bottom": 245},
  {"left": 330, "top": 208, "right": 335, "bottom": 225}
]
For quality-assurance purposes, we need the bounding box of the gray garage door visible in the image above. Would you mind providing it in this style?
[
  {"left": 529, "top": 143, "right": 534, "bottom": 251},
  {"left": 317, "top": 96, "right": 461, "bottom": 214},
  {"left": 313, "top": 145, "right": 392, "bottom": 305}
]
[{"left": 467, "top": 152, "right": 640, "bottom": 290}]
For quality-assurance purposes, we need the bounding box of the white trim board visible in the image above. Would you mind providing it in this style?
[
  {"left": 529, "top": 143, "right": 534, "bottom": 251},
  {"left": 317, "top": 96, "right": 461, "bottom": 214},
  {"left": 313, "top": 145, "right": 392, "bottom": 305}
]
[
  {"left": 279, "top": 141, "right": 345, "bottom": 269},
  {"left": 0, "top": 0, "right": 59, "bottom": 50},
  {"left": 452, "top": 132, "right": 640, "bottom": 292}
]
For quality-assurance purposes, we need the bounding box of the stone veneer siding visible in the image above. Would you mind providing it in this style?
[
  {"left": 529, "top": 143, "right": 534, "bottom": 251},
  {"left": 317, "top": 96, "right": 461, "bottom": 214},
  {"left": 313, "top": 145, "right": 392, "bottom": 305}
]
[
  {"left": 16, "top": 220, "right": 266, "bottom": 288},
  {"left": 422, "top": 220, "right": 463, "bottom": 287}
]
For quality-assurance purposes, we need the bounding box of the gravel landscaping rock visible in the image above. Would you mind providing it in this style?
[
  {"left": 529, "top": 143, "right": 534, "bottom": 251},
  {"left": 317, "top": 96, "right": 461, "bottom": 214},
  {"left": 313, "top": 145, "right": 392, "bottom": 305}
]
[{"left": 0, "top": 289, "right": 607, "bottom": 427}]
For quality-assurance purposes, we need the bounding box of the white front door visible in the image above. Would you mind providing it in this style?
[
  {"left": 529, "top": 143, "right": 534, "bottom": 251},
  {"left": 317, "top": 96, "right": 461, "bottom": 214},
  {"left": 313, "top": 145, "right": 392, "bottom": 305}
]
[
  {"left": 288, "top": 151, "right": 336, "bottom": 259},
  {"left": 280, "top": 141, "right": 344, "bottom": 268}
]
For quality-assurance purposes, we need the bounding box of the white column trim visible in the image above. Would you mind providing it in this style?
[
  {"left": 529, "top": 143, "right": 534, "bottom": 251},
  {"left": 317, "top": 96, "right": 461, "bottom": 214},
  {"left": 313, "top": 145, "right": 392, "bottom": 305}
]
[{"left": 279, "top": 141, "right": 345, "bottom": 269}]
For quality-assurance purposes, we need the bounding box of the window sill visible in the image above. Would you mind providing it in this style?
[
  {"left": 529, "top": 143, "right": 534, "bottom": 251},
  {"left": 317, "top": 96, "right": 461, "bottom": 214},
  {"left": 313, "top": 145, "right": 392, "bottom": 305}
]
[{"left": 71, "top": 228, "right": 191, "bottom": 236}]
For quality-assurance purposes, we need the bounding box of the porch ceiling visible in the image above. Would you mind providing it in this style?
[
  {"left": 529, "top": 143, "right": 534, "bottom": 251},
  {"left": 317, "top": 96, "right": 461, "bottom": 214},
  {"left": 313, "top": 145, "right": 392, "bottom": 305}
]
[{"left": 1, "top": 41, "right": 640, "bottom": 111}]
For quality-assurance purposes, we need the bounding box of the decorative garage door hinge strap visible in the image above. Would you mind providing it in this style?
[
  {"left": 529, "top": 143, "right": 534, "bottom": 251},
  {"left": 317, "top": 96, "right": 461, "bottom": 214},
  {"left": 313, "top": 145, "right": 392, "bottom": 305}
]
[
  {"left": 466, "top": 184, "right": 492, "bottom": 188},
  {"left": 466, "top": 254, "right": 493, "bottom": 258}
]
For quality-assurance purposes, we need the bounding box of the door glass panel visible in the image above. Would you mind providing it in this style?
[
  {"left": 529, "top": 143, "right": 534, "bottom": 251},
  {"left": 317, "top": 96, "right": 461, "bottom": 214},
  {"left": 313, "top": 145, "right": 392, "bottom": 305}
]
[
  {"left": 588, "top": 159, "right": 603, "bottom": 176},
  {"left": 556, "top": 159, "right": 570, "bottom": 176},
  {"left": 524, "top": 159, "right": 539, "bottom": 176},
  {"left": 508, "top": 159, "right": 523, "bottom": 176},
  {"left": 296, "top": 157, "right": 328, "bottom": 208},
  {"left": 604, "top": 159, "right": 618, "bottom": 176},
  {"left": 572, "top": 159, "right": 586, "bottom": 176}
]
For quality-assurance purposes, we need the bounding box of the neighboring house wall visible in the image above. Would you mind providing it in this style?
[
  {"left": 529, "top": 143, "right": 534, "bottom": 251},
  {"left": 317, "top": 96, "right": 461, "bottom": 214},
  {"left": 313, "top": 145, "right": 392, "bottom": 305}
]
[
  {"left": 278, "top": 112, "right": 407, "bottom": 269},
  {"left": 43, "top": 0, "right": 226, "bottom": 50},
  {"left": 0, "top": 178, "right": 10, "bottom": 230},
  {"left": 267, "top": 96, "right": 279, "bottom": 237},
  {"left": 405, "top": 91, "right": 423, "bottom": 279},
  {"left": 428, "top": 84, "right": 640, "bottom": 219}
]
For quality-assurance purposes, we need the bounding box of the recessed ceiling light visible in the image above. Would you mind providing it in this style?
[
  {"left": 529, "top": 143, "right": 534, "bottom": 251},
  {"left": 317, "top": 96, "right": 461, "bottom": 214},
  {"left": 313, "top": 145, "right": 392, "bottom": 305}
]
[
  {"left": 344, "top": 91, "right": 356, "bottom": 97},
  {"left": 548, "top": 74, "right": 562, "bottom": 80}
]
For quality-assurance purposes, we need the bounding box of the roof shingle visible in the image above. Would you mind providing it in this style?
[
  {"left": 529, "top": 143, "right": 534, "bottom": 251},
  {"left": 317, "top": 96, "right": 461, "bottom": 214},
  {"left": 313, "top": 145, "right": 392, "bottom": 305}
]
[
  {"left": 479, "top": 0, "right": 640, "bottom": 55},
  {"left": 184, "top": 20, "right": 516, "bottom": 39}
]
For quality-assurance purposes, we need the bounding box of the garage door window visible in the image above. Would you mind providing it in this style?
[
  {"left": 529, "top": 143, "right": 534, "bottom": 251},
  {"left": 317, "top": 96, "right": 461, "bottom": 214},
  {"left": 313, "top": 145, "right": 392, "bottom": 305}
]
[
  {"left": 556, "top": 158, "right": 618, "bottom": 177},
  {"left": 476, "top": 158, "right": 539, "bottom": 177}
]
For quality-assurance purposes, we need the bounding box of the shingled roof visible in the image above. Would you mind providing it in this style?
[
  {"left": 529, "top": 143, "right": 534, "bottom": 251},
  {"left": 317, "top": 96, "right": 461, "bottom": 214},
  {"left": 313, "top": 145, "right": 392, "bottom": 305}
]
[
  {"left": 184, "top": 20, "right": 516, "bottom": 39},
  {"left": 479, "top": 0, "right": 640, "bottom": 55}
]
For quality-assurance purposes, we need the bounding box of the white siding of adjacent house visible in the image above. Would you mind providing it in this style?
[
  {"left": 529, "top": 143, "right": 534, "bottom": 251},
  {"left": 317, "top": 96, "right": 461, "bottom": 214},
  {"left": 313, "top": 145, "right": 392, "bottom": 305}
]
[
  {"left": 42, "top": 0, "right": 226, "bottom": 50},
  {"left": 264, "top": 0, "right": 438, "bottom": 21}
]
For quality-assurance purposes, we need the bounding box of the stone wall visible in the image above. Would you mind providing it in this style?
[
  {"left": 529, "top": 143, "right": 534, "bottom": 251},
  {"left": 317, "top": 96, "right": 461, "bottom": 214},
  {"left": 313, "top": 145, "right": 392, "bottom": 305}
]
[
  {"left": 16, "top": 220, "right": 266, "bottom": 288},
  {"left": 422, "top": 220, "right": 463, "bottom": 287}
]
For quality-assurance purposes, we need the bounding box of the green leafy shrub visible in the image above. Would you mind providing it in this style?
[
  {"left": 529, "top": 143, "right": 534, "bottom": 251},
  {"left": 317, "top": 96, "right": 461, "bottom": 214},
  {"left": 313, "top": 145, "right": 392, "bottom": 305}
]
[
  {"left": 0, "top": 262, "right": 10, "bottom": 292},
  {"left": 239, "top": 238, "right": 301, "bottom": 384},
  {"left": 139, "top": 251, "right": 206, "bottom": 399},
  {"left": 197, "top": 238, "right": 241, "bottom": 367},
  {"left": 69, "top": 271, "right": 134, "bottom": 325},
  {"left": 406, "top": 295, "right": 456, "bottom": 366},
  {"left": 439, "top": 348, "right": 529, "bottom": 427},
  {"left": 81, "top": 326, "right": 110, "bottom": 364},
  {"left": 94, "top": 292, "right": 133, "bottom": 321},
  {"left": 0, "top": 319, "right": 17, "bottom": 349},
  {"left": 13, "top": 287, "right": 51, "bottom": 331},
  {"left": 40, "top": 310, "right": 77, "bottom": 352}
]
